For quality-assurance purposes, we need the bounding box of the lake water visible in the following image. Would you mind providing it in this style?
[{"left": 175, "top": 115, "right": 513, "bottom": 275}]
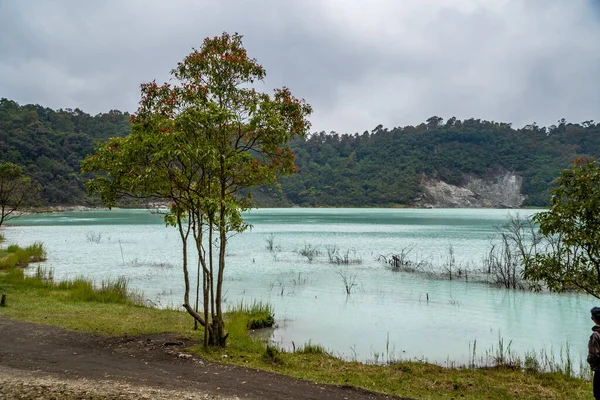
[{"left": 4, "top": 208, "right": 595, "bottom": 369}]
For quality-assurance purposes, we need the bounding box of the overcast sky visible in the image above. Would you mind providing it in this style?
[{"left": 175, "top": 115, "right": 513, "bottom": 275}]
[{"left": 1, "top": 0, "right": 599, "bottom": 133}]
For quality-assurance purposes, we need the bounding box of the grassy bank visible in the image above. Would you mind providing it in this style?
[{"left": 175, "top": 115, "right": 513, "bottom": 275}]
[
  {"left": 0, "top": 266, "right": 591, "bottom": 399},
  {"left": 0, "top": 234, "right": 47, "bottom": 269}
]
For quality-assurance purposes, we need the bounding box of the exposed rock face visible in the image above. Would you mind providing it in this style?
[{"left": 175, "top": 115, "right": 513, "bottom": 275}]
[{"left": 414, "top": 168, "right": 525, "bottom": 208}]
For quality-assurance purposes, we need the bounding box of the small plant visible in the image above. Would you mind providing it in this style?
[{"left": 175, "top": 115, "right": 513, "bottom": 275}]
[
  {"left": 444, "top": 243, "right": 456, "bottom": 280},
  {"left": 228, "top": 300, "right": 275, "bottom": 329},
  {"left": 327, "top": 245, "right": 362, "bottom": 265},
  {"left": 86, "top": 230, "right": 102, "bottom": 243},
  {"left": 265, "top": 233, "right": 281, "bottom": 252},
  {"left": 490, "top": 336, "right": 520, "bottom": 369},
  {"left": 326, "top": 244, "right": 339, "bottom": 262},
  {"left": 337, "top": 268, "right": 358, "bottom": 295},
  {"left": 297, "top": 341, "right": 330, "bottom": 356},
  {"left": 263, "top": 344, "right": 284, "bottom": 364},
  {"left": 35, "top": 265, "right": 54, "bottom": 281},
  {"left": 378, "top": 244, "right": 417, "bottom": 272},
  {"left": 290, "top": 272, "right": 309, "bottom": 287},
  {"left": 27, "top": 242, "right": 46, "bottom": 262},
  {"left": 270, "top": 275, "right": 292, "bottom": 296},
  {"left": 524, "top": 350, "right": 541, "bottom": 373},
  {"left": 469, "top": 340, "right": 477, "bottom": 369}
]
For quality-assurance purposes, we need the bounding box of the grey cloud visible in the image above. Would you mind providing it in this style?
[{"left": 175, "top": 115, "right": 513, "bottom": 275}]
[{"left": 0, "top": 0, "right": 598, "bottom": 133}]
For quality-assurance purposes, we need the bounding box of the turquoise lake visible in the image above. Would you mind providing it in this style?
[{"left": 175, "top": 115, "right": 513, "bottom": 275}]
[{"left": 4, "top": 208, "right": 594, "bottom": 369}]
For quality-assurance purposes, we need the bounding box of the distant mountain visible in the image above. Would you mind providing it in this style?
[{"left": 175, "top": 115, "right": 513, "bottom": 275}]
[{"left": 1, "top": 98, "right": 598, "bottom": 207}]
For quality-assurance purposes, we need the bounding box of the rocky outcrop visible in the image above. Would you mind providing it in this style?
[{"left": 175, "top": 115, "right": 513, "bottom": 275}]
[{"left": 414, "top": 167, "right": 525, "bottom": 208}]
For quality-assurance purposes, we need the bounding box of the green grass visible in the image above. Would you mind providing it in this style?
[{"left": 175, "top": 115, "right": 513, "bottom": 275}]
[
  {"left": 0, "top": 266, "right": 593, "bottom": 399},
  {"left": 196, "top": 338, "right": 591, "bottom": 399},
  {"left": 0, "top": 268, "right": 196, "bottom": 336},
  {"left": 227, "top": 299, "right": 275, "bottom": 329},
  {"left": 0, "top": 242, "right": 47, "bottom": 269}
]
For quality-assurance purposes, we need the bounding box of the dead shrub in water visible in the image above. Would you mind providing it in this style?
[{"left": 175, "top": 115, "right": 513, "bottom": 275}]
[
  {"left": 85, "top": 231, "right": 102, "bottom": 243},
  {"left": 327, "top": 245, "right": 362, "bottom": 265},
  {"left": 481, "top": 213, "right": 541, "bottom": 289},
  {"left": 378, "top": 244, "right": 422, "bottom": 272},
  {"left": 265, "top": 233, "right": 282, "bottom": 252},
  {"left": 337, "top": 267, "right": 359, "bottom": 295},
  {"left": 295, "top": 243, "right": 321, "bottom": 262}
]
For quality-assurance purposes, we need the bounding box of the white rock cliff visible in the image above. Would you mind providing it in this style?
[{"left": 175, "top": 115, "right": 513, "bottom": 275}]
[{"left": 414, "top": 168, "right": 525, "bottom": 208}]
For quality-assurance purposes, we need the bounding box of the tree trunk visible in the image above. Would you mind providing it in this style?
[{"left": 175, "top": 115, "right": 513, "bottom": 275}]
[
  {"left": 177, "top": 214, "right": 207, "bottom": 328},
  {"left": 194, "top": 214, "right": 201, "bottom": 331},
  {"left": 214, "top": 159, "right": 228, "bottom": 347}
]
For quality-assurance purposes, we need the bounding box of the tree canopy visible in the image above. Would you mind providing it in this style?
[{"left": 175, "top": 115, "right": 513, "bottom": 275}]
[
  {"left": 0, "top": 162, "right": 38, "bottom": 227},
  {"left": 82, "top": 32, "right": 312, "bottom": 346},
  {"left": 525, "top": 158, "right": 600, "bottom": 298}
]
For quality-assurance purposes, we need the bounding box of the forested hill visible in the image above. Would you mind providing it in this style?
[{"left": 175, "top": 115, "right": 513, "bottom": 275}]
[
  {"left": 276, "top": 118, "right": 600, "bottom": 207},
  {"left": 1, "top": 98, "right": 599, "bottom": 207},
  {"left": 0, "top": 99, "right": 130, "bottom": 204}
]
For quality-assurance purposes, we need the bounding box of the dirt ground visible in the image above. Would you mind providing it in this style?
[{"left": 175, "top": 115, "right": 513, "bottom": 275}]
[{"left": 0, "top": 317, "right": 411, "bottom": 400}]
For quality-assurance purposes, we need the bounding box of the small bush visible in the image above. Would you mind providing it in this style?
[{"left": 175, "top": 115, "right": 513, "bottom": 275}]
[
  {"left": 27, "top": 242, "right": 47, "bottom": 262},
  {"left": 229, "top": 300, "right": 275, "bottom": 329},
  {"left": 0, "top": 242, "right": 47, "bottom": 269},
  {"left": 1, "top": 253, "right": 19, "bottom": 269},
  {"left": 296, "top": 243, "right": 321, "bottom": 262},
  {"left": 86, "top": 231, "right": 102, "bottom": 243},
  {"left": 14, "top": 249, "right": 30, "bottom": 264},
  {"left": 327, "top": 246, "right": 362, "bottom": 265},
  {"left": 297, "top": 341, "right": 330, "bottom": 356},
  {"left": 263, "top": 344, "right": 284, "bottom": 365},
  {"left": 34, "top": 265, "right": 54, "bottom": 281},
  {"left": 249, "top": 314, "right": 275, "bottom": 329},
  {"left": 3, "top": 266, "right": 27, "bottom": 283},
  {"left": 524, "top": 350, "right": 541, "bottom": 373},
  {"left": 4, "top": 267, "right": 54, "bottom": 289}
]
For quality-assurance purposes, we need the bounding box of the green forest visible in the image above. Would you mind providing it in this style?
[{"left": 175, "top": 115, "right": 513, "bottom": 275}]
[{"left": 1, "top": 98, "right": 598, "bottom": 207}]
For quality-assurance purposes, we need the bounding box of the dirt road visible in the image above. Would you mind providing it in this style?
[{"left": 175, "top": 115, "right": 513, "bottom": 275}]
[{"left": 0, "top": 317, "right": 410, "bottom": 399}]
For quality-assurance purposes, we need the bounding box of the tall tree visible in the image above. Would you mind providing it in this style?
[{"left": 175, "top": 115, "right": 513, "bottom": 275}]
[
  {"left": 82, "top": 32, "right": 312, "bottom": 346},
  {"left": 525, "top": 157, "right": 600, "bottom": 298},
  {"left": 0, "top": 162, "right": 38, "bottom": 227}
]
